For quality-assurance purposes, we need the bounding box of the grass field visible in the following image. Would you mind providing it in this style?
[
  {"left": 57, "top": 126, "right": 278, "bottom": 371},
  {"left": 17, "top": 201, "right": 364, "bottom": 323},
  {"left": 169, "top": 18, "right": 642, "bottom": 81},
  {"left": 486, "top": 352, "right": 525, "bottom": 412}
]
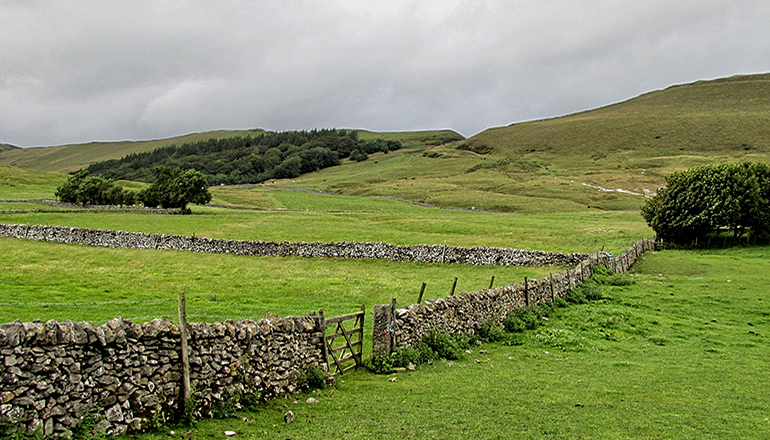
[{"left": 126, "top": 246, "right": 770, "bottom": 439}]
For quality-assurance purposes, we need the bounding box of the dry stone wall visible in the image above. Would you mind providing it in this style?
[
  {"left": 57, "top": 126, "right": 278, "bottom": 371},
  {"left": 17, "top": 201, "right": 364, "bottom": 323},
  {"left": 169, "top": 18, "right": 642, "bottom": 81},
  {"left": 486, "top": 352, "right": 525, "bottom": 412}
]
[
  {"left": 0, "top": 223, "right": 587, "bottom": 267},
  {"left": 374, "top": 239, "right": 656, "bottom": 354},
  {"left": 0, "top": 314, "right": 324, "bottom": 437}
]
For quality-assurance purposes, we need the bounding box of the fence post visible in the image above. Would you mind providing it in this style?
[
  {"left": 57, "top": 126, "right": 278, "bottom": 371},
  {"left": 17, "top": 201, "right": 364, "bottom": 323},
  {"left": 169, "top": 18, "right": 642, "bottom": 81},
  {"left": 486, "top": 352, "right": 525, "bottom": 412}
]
[
  {"left": 524, "top": 277, "right": 529, "bottom": 306},
  {"left": 450, "top": 277, "right": 458, "bottom": 296},
  {"left": 390, "top": 298, "right": 398, "bottom": 354},
  {"left": 489, "top": 276, "right": 495, "bottom": 289},
  {"left": 319, "top": 309, "right": 328, "bottom": 370},
  {"left": 549, "top": 273, "right": 555, "bottom": 302},
  {"left": 177, "top": 292, "right": 191, "bottom": 405},
  {"left": 418, "top": 283, "right": 426, "bottom": 304}
]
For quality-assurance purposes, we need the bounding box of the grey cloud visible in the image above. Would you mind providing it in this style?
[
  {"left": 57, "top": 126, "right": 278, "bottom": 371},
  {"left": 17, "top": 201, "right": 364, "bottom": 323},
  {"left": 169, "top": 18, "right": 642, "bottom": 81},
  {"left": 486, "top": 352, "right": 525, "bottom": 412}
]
[{"left": 2, "top": 0, "right": 770, "bottom": 147}]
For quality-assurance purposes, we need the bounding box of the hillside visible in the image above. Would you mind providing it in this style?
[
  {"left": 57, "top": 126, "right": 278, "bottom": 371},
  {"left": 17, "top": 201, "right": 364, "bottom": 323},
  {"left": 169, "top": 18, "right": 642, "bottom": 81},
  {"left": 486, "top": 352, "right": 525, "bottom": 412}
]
[
  {"left": 0, "top": 130, "right": 266, "bottom": 173},
  {"left": 284, "top": 73, "right": 770, "bottom": 212}
]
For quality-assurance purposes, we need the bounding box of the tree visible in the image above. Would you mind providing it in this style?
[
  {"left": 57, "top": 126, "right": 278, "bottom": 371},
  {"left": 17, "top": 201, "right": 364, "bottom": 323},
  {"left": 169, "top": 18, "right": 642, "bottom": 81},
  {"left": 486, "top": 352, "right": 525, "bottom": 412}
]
[
  {"left": 641, "top": 162, "right": 770, "bottom": 244},
  {"left": 55, "top": 170, "right": 136, "bottom": 206},
  {"left": 138, "top": 166, "right": 212, "bottom": 211}
]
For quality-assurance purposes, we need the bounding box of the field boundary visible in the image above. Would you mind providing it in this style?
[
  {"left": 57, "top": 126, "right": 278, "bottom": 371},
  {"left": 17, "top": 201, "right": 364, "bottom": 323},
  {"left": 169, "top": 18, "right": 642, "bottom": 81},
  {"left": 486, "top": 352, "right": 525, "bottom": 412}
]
[
  {"left": 0, "top": 223, "right": 587, "bottom": 267},
  {"left": 373, "top": 238, "right": 655, "bottom": 356}
]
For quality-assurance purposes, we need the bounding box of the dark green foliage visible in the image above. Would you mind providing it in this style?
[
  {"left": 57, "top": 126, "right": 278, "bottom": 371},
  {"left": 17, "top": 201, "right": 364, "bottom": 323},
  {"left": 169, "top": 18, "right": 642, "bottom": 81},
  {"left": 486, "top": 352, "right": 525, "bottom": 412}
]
[
  {"left": 476, "top": 319, "right": 508, "bottom": 342},
  {"left": 641, "top": 162, "right": 770, "bottom": 245},
  {"left": 210, "top": 388, "right": 243, "bottom": 419},
  {"left": 297, "top": 364, "right": 327, "bottom": 391},
  {"left": 368, "top": 331, "right": 464, "bottom": 374},
  {"left": 503, "top": 306, "right": 541, "bottom": 333},
  {"left": 592, "top": 265, "right": 635, "bottom": 286},
  {"left": 55, "top": 170, "right": 136, "bottom": 206},
  {"left": 0, "top": 418, "right": 43, "bottom": 440},
  {"left": 138, "top": 166, "right": 211, "bottom": 211},
  {"left": 565, "top": 279, "right": 606, "bottom": 304},
  {"left": 456, "top": 143, "right": 493, "bottom": 154},
  {"left": 423, "top": 329, "right": 463, "bottom": 360},
  {"left": 71, "top": 410, "right": 108, "bottom": 440},
  {"left": 349, "top": 149, "right": 368, "bottom": 162},
  {"left": 85, "top": 129, "right": 401, "bottom": 185},
  {"left": 179, "top": 395, "right": 198, "bottom": 427}
]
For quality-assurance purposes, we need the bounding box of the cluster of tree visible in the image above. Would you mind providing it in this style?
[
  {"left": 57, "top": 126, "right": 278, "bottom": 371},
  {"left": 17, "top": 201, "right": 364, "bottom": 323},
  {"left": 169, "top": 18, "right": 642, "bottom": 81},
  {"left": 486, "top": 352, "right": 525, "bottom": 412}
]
[
  {"left": 55, "top": 167, "right": 212, "bottom": 212},
  {"left": 55, "top": 170, "right": 136, "bottom": 206},
  {"left": 85, "top": 129, "right": 402, "bottom": 185},
  {"left": 641, "top": 162, "right": 770, "bottom": 245}
]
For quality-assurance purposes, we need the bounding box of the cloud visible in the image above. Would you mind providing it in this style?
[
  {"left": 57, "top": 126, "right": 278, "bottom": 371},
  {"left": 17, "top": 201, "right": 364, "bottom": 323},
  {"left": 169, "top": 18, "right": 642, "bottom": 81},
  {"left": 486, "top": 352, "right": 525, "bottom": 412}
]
[{"left": 2, "top": 0, "right": 770, "bottom": 146}]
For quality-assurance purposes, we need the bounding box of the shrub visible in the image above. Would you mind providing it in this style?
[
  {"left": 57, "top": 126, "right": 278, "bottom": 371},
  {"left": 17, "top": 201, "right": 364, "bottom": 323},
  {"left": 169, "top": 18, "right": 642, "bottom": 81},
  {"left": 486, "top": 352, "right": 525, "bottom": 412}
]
[
  {"left": 476, "top": 320, "right": 508, "bottom": 342},
  {"left": 423, "top": 330, "right": 463, "bottom": 360}
]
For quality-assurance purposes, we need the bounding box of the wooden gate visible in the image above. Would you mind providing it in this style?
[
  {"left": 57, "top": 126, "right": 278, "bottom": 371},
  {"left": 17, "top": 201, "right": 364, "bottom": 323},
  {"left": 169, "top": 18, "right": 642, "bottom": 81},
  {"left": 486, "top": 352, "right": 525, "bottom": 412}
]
[{"left": 321, "top": 304, "right": 365, "bottom": 376}]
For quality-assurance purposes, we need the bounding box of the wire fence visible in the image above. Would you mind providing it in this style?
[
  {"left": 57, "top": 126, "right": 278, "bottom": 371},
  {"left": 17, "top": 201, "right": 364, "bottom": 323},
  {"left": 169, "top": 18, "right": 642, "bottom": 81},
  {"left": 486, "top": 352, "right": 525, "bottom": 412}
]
[{"left": 0, "top": 297, "right": 319, "bottom": 325}]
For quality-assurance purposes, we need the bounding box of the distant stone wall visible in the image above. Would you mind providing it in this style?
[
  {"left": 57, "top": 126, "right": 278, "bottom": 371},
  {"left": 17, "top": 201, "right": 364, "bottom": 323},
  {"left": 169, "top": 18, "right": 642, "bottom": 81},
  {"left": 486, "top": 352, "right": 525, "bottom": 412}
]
[
  {"left": 373, "top": 239, "right": 656, "bottom": 355},
  {"left": 0, "top": 223, "right": 587, "bottom": 267},
  {"left": 0, "top": 314, "right": 324, "bottom": 437}
]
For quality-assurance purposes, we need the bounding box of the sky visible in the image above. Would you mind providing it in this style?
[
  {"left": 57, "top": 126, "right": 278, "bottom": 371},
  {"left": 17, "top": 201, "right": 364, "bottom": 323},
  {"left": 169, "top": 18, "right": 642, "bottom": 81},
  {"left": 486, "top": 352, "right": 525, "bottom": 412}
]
[{"left": 2, "top": 1, "right": 770, "bottom": 147}]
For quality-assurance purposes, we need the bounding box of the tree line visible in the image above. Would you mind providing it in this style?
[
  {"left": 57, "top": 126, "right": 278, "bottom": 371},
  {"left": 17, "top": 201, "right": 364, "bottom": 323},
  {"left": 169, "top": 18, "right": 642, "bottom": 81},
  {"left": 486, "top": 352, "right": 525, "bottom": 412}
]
[{"left": 85, "top": 129, "right": 402, "bottom": 185}]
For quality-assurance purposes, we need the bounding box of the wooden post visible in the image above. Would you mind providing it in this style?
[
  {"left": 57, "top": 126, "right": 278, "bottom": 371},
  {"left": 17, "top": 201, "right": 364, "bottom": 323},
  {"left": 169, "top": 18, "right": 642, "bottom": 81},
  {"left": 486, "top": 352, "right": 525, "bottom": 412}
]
[
  {"left": 441, "top": 241, "right": 447, "bottom": 264},
  {"left": 390, "top": 298, "right": 397, "bottom": 354},
  {"left": 319, "top": 309, "right": 328, "bottom": 369},
  {"left": 178, "top": 292, "right": 191, "bottom": 404},
  {"left": 488, "top": 276, "right": 495, "bottom": 289},
  {"left": 549, "top": 273, "right": 555, "bottom": 302},
  {"left": 417, "top": 283, "right": 426, "bottom": 304},
  {"left": 450, "top": 277, "right": 458, "bottom": 296},
  {"left": 524, "top": 277, "right": 530, "bottom": 306},
  {"left": 356, "top": 304, "right": 365, "bottom": 367}
]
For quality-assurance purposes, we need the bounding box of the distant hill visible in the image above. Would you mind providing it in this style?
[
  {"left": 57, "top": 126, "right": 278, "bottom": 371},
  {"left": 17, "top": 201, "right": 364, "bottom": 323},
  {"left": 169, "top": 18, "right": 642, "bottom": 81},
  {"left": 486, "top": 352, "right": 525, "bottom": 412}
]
[
  {"left": 0, "top": 130, "right": 266, "bottom": 173},
  {"left": 0, "top": 143, "right": 20, "bottom": 153}
]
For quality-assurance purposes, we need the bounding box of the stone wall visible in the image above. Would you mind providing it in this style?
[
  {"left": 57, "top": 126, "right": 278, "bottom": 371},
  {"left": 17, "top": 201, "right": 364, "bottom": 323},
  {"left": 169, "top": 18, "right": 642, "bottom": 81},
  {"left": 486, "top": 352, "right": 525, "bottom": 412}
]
[
  {"left": 0, "top": 314, "right": 325, "bottom": 437},
  {"left": 0, "top": 223, "right": 587, "bottom": 267},
  {"left": 373, "top": 239, "right": 656, "bottom": 354}
]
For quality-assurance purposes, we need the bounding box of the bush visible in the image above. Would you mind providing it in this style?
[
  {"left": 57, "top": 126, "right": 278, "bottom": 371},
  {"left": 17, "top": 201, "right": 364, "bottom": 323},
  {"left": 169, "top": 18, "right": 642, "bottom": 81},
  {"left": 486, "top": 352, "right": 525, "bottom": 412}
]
[
  {"left": 476, "top": 320, "right": 508, "bottom": 342},
  {"left": 423, "top": 330, "right": 463, "bottom": 360},
  {"left": 593, "top": 265, "right": 634, "bottom": 286}
]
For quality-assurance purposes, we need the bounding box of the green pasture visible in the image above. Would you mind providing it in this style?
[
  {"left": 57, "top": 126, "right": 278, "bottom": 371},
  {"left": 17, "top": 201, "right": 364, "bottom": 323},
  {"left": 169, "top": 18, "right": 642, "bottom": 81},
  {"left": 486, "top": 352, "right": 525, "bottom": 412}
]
[
  {"left": 0, "top": 237, "right": 558, "bottom": 326},
  {"left": 132, "top": 246, "right": 770, "bottom": 439}
]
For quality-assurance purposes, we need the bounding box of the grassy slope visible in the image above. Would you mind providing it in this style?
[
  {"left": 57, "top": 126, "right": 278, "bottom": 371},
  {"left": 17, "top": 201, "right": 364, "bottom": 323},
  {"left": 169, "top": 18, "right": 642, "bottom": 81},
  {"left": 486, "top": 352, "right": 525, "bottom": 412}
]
[
  {"left": 0, "top": 129, "right": 265, "bottom": 173},
  {"left": 0, "top": 165, "right": 66, "bottom": 199},
  {"left": 269, "top": 74, "right": 770, "bottom": 213}
]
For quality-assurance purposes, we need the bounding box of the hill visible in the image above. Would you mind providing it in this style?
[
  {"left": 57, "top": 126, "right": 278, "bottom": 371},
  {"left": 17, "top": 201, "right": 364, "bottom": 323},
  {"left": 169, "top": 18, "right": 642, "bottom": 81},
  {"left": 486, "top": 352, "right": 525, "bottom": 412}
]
[
  {"left": 0, "top": 130, "right": 266, "bottom": 173},
  {"left": 0, "top": 143, "right": 20, "bottom": 153},
  {"left": 282, "top": 73, "right": 770, "bottom": 212}
]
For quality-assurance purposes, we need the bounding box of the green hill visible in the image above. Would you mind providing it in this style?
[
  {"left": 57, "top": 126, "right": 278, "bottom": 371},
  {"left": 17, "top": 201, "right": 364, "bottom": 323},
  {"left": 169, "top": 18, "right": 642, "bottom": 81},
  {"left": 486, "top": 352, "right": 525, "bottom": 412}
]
[
  {"left": 284, "top": 73, "right": 770, "bottom": 213},
  {"left": 0, "top": 130, "right": 266, "bottom": 173},
  {"left": 3, "top": 73, "right": 769, "bottom": 214}
]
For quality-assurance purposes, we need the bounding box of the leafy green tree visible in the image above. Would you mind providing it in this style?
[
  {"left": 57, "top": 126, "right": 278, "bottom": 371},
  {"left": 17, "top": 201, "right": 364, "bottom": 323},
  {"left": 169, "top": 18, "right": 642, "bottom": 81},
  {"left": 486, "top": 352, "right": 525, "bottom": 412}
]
[
  {"left": 138, "top": 166, "right": 212, "bottom": 211},
  {"left": 55, "top": 170, "right": 136, "bottom": 206},
  {"left": 641, "top": 162, "right": 770, "bottom": 244}
]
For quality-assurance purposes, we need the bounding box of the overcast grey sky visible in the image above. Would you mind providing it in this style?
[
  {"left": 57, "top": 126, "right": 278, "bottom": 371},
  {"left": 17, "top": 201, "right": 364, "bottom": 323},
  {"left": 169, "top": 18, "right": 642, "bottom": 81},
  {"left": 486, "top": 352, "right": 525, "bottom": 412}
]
[{"left": 2, "top": 1, "right": 769, "bottom": 147}]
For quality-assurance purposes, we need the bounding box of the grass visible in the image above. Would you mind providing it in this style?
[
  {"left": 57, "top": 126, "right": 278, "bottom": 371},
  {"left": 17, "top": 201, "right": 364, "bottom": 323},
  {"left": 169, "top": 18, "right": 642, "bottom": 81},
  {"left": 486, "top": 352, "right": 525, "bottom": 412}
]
[
  {"left": 129, "top": 246, "right": 770, "bottom": 439},
  {"left": 0, "top": 237, "right": 560, "bottom": 326},
  {"left": 0, "top": 203, "right": 650, "bottom": 255}
]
